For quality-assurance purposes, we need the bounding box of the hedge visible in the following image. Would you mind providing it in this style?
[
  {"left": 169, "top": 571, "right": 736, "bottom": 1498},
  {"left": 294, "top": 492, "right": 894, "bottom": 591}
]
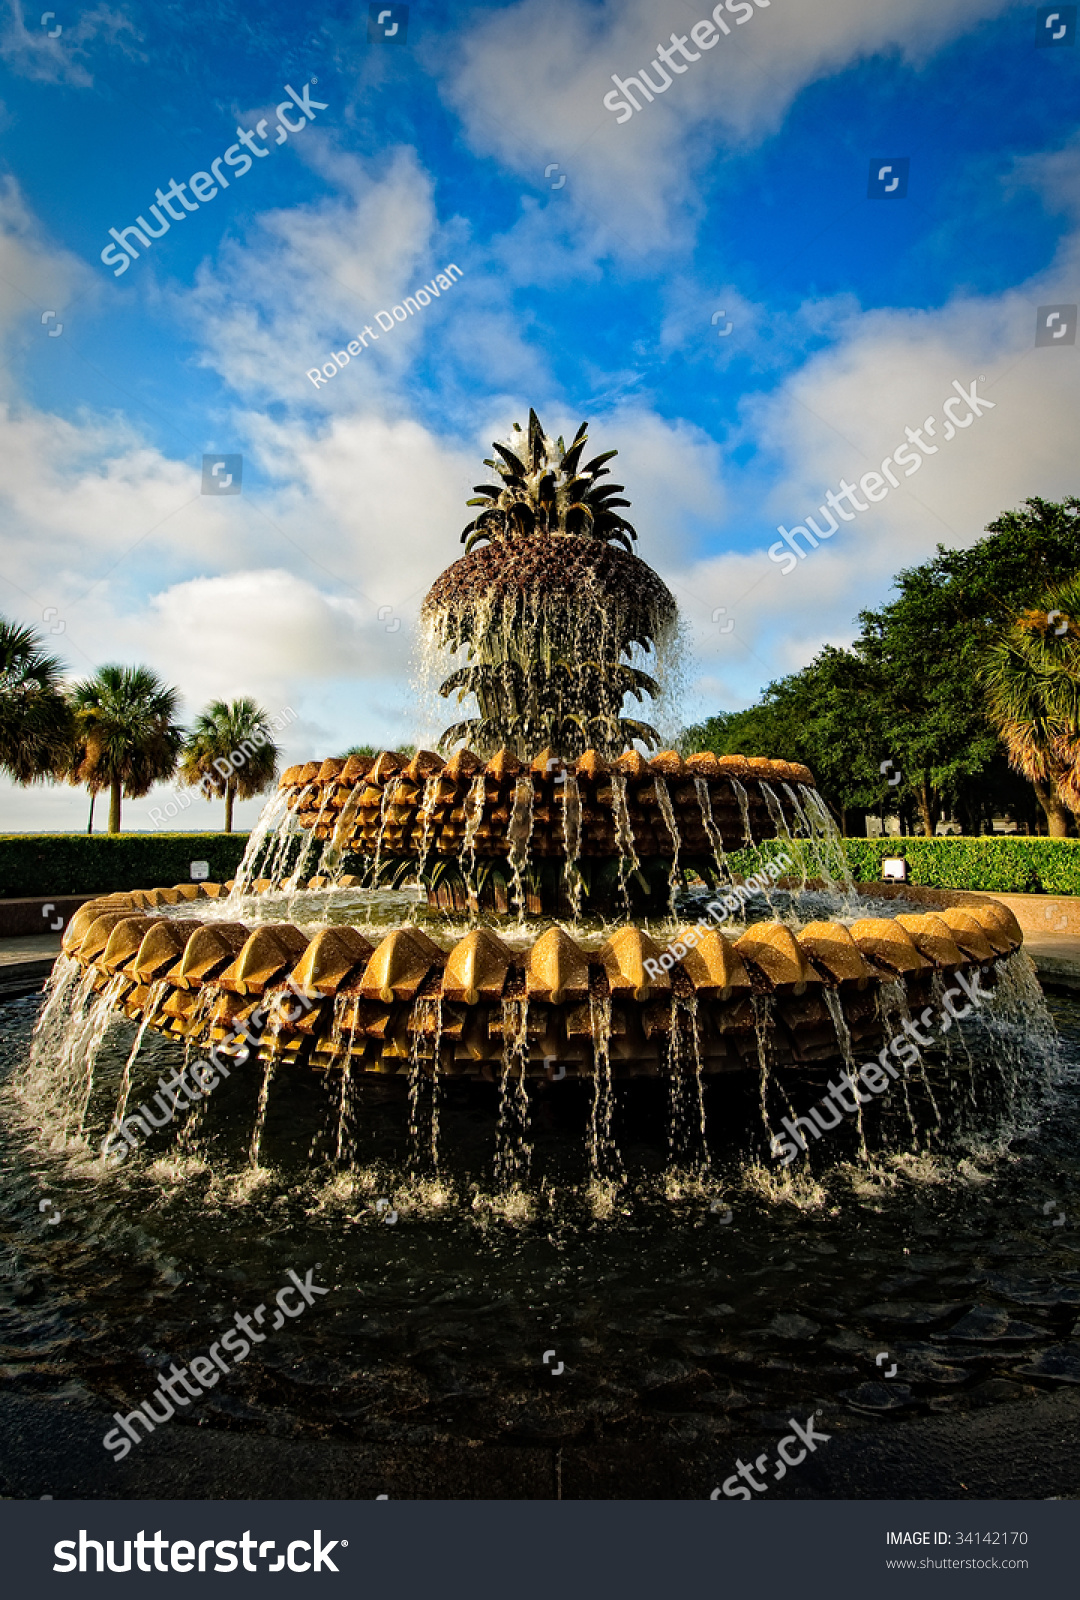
[
  {"left": 838, "top": 836, "right": 1080, "bottom": 897},
  {"left": 2, "top": 831, "right": 1079, "bottom": 901},
  {"left": 0, "top": 834, "right": 251, "bottom": 899}
]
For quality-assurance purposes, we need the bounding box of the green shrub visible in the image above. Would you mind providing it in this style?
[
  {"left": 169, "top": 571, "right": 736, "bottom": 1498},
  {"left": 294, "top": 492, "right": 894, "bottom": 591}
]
[
  {"left": 839, "top": 837, "right": 1080, "bottom": 896},
  {"left": 4, "top": 830, "right": 1079, "bottom": 901},
  {"left": 0, "top": 834, "right": 251, "bottom": 899}
]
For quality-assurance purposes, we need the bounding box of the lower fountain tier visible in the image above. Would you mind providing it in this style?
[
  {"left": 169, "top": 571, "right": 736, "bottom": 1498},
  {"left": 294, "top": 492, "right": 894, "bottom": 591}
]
[
  {"left": 276, "top": 747, "right": 820, "bottom": 860},
  {"left": 60, "top": 885, "right": 1024, "bottom": 1079}
]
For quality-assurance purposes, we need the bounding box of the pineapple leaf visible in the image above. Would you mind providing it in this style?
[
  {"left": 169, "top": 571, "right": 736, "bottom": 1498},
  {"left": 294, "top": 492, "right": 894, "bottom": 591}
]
[{"left": 492, "top": 442, "right": 527, "bottom": 476}]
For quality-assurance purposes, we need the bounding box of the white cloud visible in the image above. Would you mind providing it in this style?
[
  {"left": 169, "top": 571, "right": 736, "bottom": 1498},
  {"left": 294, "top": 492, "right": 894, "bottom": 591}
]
[
  {"left": 0, "top": 1, "right": 139, "bottom": 86},
  {"left": 438, "top": 0, "right": 1014, "bottom": 253},
  {"left": 0, "top": 175, "right": 94, "bottom": 352},
  {"left": 181, "top": 144, "right": 452, "bottom": 402},
  {"left": 669, "top": 262, "right": 1080, "bottom": 711}
]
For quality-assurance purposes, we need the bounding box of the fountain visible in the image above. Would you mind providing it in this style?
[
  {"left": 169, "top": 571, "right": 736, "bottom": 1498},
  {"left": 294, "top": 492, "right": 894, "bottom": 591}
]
[{"left": 35, "top": 411, "right": 1035, "bottom": 1173}]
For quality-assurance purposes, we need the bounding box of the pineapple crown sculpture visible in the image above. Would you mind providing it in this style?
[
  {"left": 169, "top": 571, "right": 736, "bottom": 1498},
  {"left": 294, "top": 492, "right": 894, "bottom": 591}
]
[
  {"left": 421, "top": 410, "right": 678, "bottom": 761},
  {"left": 461, "top": 409, "right": 637, "bottom": 552}
]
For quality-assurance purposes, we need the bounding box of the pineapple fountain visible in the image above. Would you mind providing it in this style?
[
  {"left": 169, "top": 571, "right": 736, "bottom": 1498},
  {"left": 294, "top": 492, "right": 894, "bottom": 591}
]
[{"left": 45, "top": 413, "right": 1029, "bottom": 1177}]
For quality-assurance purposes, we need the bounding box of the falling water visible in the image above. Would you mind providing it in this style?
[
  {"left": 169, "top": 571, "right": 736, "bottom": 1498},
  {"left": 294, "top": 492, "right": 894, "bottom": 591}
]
[
  {"left": 171, "top": 985, "right": 224, "bottom": 1152},
  {"left": 822, "top": 987, "right": 868, "bottom": 1160},
  {"left": 586, "top": 994, "right": 621, "bottom": 1181},
  {"left": 495, "top": 998, "right": 532, "bottom": 1186},
  {"left": 415, "top": 773, "right": 442, "bottom": 885},
  {"left": 730, "top": 777, "right": 753, "bottom": 846},
  {"left": 506, "top": 775, "right": 535, "bottom": 918},
  {"left": 334, "top": 1064, "right": 358, "bottom": 1166},
  {"left": 609, "top": 773, "right": 641, "bottom": 915},
  {"left": 876, "top": 980, "right": 922, "bottom": 1143},
  {"left": 694, "top": 776, "right": 730, "bottom": 889},
  {"left": 24, "top": 956, "right": 89, "bottom": 1124},
  {"left": 989, "top": 951, "right": 1061, "bottom": 1072},
  {"left": 226, "top": 788, "right": 293, "bottom": 900},
  {"left": 407, "top": 995, "right": 444, "bottom": 1174},
  {"left": 559, "top": 768, "right": 584, "bottom": 918},
  {"left": 652, "top": 775, "right": 682, "bottom": 911},
  {"left": 781, "top": 782, "right": 811, "bottom": 838},
  {"left": 327, "top": 993, "right": 363, "bottom": 1165},
  {"left": 798, "top": 784, "right": 855, "bottom": 896},
  {"left": 249, "top": 1057, "right": 276, "bottom": 1168},
  {"left": 460, "top": 773, "right": 487, "bottom": 894},
  {"left": 112, "top": 978, "right": 169, "bottom": 1132},
  {"left": 750, "top": 993, "right": 781, "bottom": 1147},
  {"left": 319, "top": 777, "right": 367, "bottom": 886},
  {"left": 368, "top": 775, "right": 403, "bottom": 892},
  {"left": 760, "top": 782, "right": 793, "bottom": 845},
  {"left": 72, "top": 975, "right": 128, "bottom": 1135},
  {"left": 666, "top": 995, "right": 708, "bottom": 1172}
]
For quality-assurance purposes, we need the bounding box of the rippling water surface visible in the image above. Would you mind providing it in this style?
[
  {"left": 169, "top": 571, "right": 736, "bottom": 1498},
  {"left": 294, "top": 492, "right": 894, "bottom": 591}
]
[{"left": 2, "top": 969, "right": 1079, "bottom": 1497}]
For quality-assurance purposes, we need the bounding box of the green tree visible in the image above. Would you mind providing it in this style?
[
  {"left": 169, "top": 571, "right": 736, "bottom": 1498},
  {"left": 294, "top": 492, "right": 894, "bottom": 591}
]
[
  {"left": 340, "top": 743, "right": 417, "bottom": 759},
  {"left": 984, "top": 576, "right": 1080, "bottom": 836},
  {"left": 683, "top": 646, "right": 887, "bottom": 833},
  {"left": 685, "top": 498, "right": 1080, "bottom": 837},
  {"left": 0, "top": 616, "right": 72, "bottom": 784},
  {"left": 178, "top": 697, "right": 281, "bottom": 833},
  {"left": 69, "top": 665, "right": 183, "bottom": 834},
  {"left": 852, "top": 497, "right": 1080, "bottom": 834}
]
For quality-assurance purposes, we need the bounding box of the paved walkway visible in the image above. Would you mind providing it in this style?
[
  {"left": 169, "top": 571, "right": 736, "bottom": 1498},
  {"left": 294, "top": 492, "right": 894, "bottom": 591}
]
[
  {"left": 1023, "top": 935, "right": 1080, "bottom": 992},
  {"left": 0, "top": 933, "right": 63, "bottom": 967}
]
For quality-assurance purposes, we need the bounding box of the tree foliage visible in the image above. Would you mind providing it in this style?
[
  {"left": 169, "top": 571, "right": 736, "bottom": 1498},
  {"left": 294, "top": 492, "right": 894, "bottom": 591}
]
[
  {"left": 0, "top": 617, "right": 73, "bottom": 784},
  {"left": 67, "top": 665, "right": 184, "bottom": 834},
  {"left": 178, "top": 697, "right": 280, "bottom": 833},
  {"left": 684, "top": 498, "right": 1080, "bottom": 835}
]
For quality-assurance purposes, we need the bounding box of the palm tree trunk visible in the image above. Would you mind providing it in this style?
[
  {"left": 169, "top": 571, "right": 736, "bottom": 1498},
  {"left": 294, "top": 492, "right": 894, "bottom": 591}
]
[
  {"left": 1034, "top": 779, "right": 1072, "bottom": 837},
  {"left": 224, "top": 778, "right": 235, "bottom": 834},
  {"left": 87, "top": 790, "right": 96, "bottom": 835},
  {"left": 108, "top": 778, "right": 122, "bottom": 834}
]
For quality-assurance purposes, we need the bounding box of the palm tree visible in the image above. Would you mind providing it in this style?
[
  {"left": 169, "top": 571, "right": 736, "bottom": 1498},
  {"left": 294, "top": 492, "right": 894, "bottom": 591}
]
[
  {"left": 178, "top": 698, "right": 280, "bottom": 832},
  {"left": 984, "top": 575, "right": 1080, "bottom": 835},
  {"left": 68, "top": 665, "right": 184, "bottom": 834},
  {"left": 0, "top": 616, "right": 72, "bottom": 783},
  {"left": 420, "top": 409, "right": 677, "bottom": 759}
]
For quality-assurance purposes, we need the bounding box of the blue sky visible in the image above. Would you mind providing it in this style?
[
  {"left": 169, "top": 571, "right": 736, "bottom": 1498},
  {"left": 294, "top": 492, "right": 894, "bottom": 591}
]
[{"left": 1, "top": 0, "right": 1079, "bottom": 830}]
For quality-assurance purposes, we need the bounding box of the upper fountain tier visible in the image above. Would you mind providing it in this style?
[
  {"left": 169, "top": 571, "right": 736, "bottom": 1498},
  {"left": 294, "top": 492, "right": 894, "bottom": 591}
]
[
  {"left": 419, "top": 409, "right": 680, "bottom": 759},
  {"left": 276, "top": 746, "right": 819, "bottom": 861}
]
